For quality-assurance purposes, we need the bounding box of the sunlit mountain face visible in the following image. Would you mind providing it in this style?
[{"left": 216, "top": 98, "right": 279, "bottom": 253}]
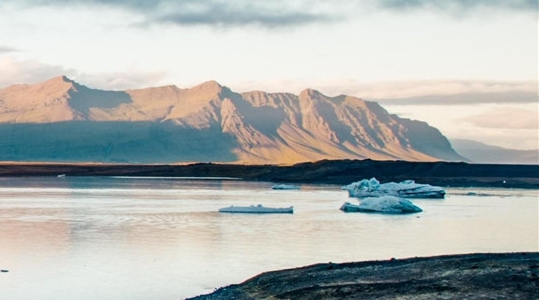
[{"left": 0, "top": 76, "right": 464, "bottom": 164}]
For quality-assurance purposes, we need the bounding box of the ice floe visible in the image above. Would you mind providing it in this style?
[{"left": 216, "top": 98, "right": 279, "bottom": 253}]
[
  {"left": 219, "top": 204, "right": 294, "bottom": 214},
  {"left": 340, "top": 196, "right": 422, "bottom": 214},
  {"left": 342, "top": 177, "right": 445, "bottom": 199},
  {"left": 271, "top": 184, "right": 300, "bottom": 190}
]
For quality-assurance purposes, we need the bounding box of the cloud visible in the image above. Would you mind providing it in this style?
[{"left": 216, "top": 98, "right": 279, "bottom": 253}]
[
  {"left": 0, "top": 46, "right": 18, "bottom": 54},
  {"left": 462, "top": 107, "right": 538, "bottom": 129},
  {"left": 377, "top": 0, "right": 538, "bottom": 12},
  {"left": 355, "top": 80, "right": 538, "bottom": 105},
  {"left": 0, "top": 56, "right": 75, "bottom": 87},
  {"left": 0, "top": 56, "right": 168, "bottom": 90},
  {"left": 8, "top": 0, "right": 535, "bottom": 29},
  {"left": 154, "top": 4, "right": 331, "bottom": 27},
  {"left": 375, "top": 91, "right": 539, "bottom": 105},
  {"left": 76, "top": 71, "right": 169, "bottom": 91},
  {"left": 10, "top": 0, "right": 337, "bottom": 28}
]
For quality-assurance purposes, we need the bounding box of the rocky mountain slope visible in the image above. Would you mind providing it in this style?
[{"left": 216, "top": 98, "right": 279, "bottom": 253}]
[{"left": 0, "top": 76, "right": 464, "bottom": 164}]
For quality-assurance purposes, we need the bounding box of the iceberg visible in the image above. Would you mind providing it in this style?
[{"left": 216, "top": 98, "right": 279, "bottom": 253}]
[
  {"left": 340, "top": 201, "right": 362, "bottom": 212},
  {"left": 218, "top": 204, "right": 294, "bottom": 214},
  {"left": 340, "top": 196, "right": 422, "bottom": 214},
  {"left": 342, "top": 177, "right": 445, "bottom": 199}
]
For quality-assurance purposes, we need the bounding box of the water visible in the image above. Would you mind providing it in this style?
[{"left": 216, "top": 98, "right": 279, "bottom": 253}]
[{"left": 0, "top": 176, "right": 537, "bottom": 300}]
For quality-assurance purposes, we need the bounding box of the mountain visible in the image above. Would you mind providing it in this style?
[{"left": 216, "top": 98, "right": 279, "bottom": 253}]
[
  {"left": 450, "top": 139, "right": 538, "bottom": 165},
  {"left": 0, "top": 76, "right": 465, "bottom": 164}
]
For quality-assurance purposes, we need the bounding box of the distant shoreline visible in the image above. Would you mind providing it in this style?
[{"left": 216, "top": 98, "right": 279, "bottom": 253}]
[{"left": 0, "top": 159, "right": 538, "bottom": 189}]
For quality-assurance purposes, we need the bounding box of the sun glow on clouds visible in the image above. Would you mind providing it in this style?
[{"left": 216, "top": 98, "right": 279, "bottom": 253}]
[
  {"left": 0, "top": 56, "right": 169, "bottom": 90},
  {"left": 383, "top": 102, "right": 538, "bottom": 150},
  {"left": 463, "top": 107, "right": 538, "bottom": 130},
  {"left": 0, "top": 56, "right": 75, "bottom": 87}
]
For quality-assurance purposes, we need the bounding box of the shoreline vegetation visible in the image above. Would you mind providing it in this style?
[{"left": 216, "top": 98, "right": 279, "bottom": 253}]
[
  {"left": 0, "top": 159, "right": 537, "bottom": 189},
  {"left": 187, "top": 252, "right": 539, "bottom": 300}
]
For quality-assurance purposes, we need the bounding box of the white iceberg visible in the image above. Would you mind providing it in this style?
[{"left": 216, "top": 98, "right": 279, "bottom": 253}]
[
  {"left": 271, "top": 184, "right": 300, "bottom": 190},
  {"left": 340, "top": 196, "right": 422, "bottom": 214},
  {"left": 219, "top": 204, "right": 294, "bottom": 214},
  {"left": 342, "top": 177, "right": 445, "bottom": 199}
]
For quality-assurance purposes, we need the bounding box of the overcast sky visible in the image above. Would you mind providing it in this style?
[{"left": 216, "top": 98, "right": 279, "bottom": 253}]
[{"left": 0, "top": 0, "right": 537, "bottom": 150}]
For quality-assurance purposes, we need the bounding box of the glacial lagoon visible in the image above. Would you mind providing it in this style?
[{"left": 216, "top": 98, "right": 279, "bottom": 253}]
[{"left": 0, "top": 176, "right": 537, "bottom": 300}]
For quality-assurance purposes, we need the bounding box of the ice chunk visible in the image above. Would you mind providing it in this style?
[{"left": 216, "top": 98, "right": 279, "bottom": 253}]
[
  {"left": 340, "top": 201, "right": 361, "bottom": 212},
  {"left": 271, "top": 184, "right": 300, "bottom": 190},
  {"left": 219, "top": 204, "right": 294, "bottom": 214},
  {"left": 342, "top": 177, "right": 445, "bottom": 199},
  {"left": 340, "top": 196, "right": 422, "bottom": 214}
]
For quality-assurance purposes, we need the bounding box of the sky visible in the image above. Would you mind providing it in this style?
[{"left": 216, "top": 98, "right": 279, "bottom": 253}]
[{"left": 0, "top": 0, "right": 537, "bottom": 150}]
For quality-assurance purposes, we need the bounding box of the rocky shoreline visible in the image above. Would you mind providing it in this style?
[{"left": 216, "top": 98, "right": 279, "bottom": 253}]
[{"left": 187, "top": 252, "right": 539, "bottom": 300}]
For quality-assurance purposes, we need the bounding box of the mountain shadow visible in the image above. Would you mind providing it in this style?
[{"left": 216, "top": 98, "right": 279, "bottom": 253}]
[
  {"left": 0, "top": 121, "right": 238, "bottom": 163},
  {"left": 68, "top": 85, "right": 133, "bottom": 118}
]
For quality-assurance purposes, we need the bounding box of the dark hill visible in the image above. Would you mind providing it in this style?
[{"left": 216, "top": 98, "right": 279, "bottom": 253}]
[{"left": 0, "top": 159, "right": 537, "bottom": 188}]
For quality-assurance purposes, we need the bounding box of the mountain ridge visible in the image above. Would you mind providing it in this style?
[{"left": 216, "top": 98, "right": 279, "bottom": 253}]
[
  {"left": 450, "top": 139, "right": 538, "bottom": 165},
  {"left": 0, "top": 76, "right": 465, "bottom": 164}
]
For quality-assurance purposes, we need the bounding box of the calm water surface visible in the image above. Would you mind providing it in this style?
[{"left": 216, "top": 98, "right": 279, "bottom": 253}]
[{"left": 0, "top": 176, "right": 537, "bottom": 300}]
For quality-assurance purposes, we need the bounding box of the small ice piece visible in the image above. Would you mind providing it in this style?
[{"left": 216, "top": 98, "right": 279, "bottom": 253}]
[
  {"left": 342, "top": 177, "right": 445, "bottom": 199},
  {"left": 271, "top": 184, "right": 300, "bottom": 190},
  {"left": 219, "top": 204, "right": 294, "bottom": 214},
  {"left": 340, "top": 196, "right": 422, "bottom": 214},
  {"left": 340, "top": 201, "right": 361, "bottom": 212}
]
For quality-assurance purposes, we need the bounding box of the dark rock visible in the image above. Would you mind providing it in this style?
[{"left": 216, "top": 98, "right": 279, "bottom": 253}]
[{"left": 186, "top": 252, "right": 539, "bottom": 300}]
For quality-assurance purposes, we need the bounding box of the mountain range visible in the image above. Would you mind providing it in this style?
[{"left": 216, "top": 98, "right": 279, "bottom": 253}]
[
  {"left": 0, "top": 76, "right": 465, "bottom": 164},
  {"left": 450, "top": 139, "right": 538, "bottom": 165}
]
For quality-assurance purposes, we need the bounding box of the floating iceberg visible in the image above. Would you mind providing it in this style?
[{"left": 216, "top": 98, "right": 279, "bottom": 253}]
[
  {"left": 342, "top": 177, "right": 445, "bottom": 199},
  {"left": 340, "top": 201, "right": 363, "bottom": 212},
  {"left": 218, "top": 204, "right": 294, "bottom": 214},
  {"left": 271, "top": 184, "right": 300, "bottom": 190},
  {"left": 340, "top": 196, "right": 422, "bottom": 214}
]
